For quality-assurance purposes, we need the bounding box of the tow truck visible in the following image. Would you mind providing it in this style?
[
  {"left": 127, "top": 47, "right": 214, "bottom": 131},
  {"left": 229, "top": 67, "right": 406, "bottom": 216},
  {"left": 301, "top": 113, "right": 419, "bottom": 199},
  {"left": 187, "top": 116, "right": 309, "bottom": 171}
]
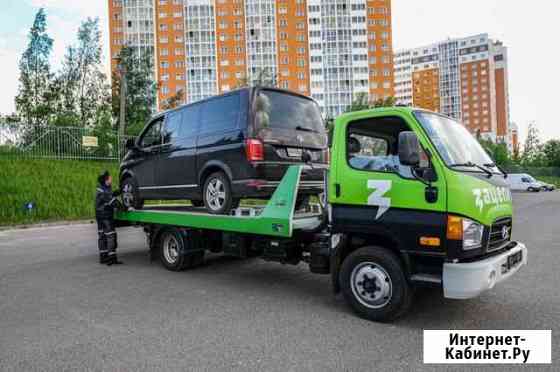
[{"left": 116, "top": 107, "right": 527, "bottom": 321}]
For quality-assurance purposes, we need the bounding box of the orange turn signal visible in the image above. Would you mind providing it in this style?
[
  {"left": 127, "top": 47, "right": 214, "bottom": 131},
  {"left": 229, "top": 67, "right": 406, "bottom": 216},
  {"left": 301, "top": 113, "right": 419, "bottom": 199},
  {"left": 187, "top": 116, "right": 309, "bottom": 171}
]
[
  {"left": 420, "top": 237, "right": 441, "bottom": 247},
  {"left": 447, "top": 215, "right": 463, "bottom": 240}
]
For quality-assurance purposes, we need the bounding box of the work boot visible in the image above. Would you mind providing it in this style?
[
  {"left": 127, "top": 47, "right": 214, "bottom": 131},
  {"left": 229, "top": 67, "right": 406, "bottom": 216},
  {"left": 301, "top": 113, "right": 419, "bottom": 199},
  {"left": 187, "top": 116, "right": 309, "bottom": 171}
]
[
  {"left": 106, "top": 256, "right": 124, "bottom": 265},
  {"left": 99, "top": 253, "right": 108, "bottom": 264}
]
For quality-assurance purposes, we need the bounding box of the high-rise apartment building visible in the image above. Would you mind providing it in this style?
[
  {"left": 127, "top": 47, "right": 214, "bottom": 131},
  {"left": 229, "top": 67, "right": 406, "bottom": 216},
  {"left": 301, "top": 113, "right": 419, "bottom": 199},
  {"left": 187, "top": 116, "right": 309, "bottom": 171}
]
[
  {"left": 394, "top": 34, "right": 514, "bottom": 148},
  {"left": 108, "top": 0, "right": 395, "bottom": 118}
]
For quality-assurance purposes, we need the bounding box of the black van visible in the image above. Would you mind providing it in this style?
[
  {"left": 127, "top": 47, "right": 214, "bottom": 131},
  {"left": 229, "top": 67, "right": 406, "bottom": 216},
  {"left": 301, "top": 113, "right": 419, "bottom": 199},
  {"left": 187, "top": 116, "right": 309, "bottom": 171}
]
[{"left": 120, "top": 87, "right": 328, "bottom": 214}]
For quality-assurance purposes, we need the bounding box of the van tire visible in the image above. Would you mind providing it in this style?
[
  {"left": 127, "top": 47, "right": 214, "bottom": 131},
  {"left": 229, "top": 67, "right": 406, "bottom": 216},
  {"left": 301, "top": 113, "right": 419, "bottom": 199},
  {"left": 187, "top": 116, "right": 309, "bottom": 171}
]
[
  {"left": 339, "top": 246, "right": 413, "bottom": 322},
  {"left": 121, "top": 177, "right": 144, "bottom": 209},
  {"left": 203, "top": 172, "right": 234, "bottom": 214}
]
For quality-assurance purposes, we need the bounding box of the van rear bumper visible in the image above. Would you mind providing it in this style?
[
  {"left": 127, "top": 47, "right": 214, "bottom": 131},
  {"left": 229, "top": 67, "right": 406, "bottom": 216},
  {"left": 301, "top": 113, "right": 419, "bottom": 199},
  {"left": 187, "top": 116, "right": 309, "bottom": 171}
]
[
  {"left": 443, "top": 241, "right": 527, "bottom": 299},
  {"left": 232, "top": 179, "right": 324, "bottom": 198}
]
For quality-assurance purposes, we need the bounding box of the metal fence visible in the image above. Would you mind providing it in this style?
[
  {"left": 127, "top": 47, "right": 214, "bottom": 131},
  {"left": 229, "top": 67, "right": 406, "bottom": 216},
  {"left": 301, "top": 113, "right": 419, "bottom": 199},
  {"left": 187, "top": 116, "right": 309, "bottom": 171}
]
[{"left": 0, "top": 123, "right": 133, "bottom": 161}]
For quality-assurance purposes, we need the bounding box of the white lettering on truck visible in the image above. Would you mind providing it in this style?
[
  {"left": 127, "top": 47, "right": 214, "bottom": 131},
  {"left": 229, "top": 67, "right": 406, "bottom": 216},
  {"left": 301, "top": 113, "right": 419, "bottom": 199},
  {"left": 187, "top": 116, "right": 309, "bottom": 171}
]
[{"left": 472, "top": 187, "right": 512, "bottom": 212}]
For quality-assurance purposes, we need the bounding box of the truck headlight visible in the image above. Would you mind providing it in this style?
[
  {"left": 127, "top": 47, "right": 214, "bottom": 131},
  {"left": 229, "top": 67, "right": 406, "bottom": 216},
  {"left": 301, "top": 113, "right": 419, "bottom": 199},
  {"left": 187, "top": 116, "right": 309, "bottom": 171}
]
[
  {"left": 462, "top": 218, "right": 484, "bottom": 250},
  {"left": 447, "top": 215, "right": 484, "bottom": 251}
]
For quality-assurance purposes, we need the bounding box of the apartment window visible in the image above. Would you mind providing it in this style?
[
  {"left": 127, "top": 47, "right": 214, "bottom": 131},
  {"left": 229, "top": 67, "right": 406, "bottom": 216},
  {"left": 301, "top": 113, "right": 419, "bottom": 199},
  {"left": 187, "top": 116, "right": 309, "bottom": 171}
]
[
  {"left": 297, "top": 59, "right": 305, "bottom": 67},
  {"left": 161, "top": 74, "right": 169, "bottom": 81},
  {"left": 175, "top": 48, "right": 183, "bottom": 55},
  {"left": 279, "top": 7, "right": 287, "bottom": 14},
  {"left": 279, "top": 19, "right": 287, "bottom": 27},
  {"left": 160, "top": 37, "right": 168, "bottom": 43},
  {"left": 159, "top": 12, "right": 167, "bottom": 18},
  {"left": 175, "top": 61, "right": 184, "bottom": 68},
  {"left": 175, "top": 36, "right": 183, "bottom": 43},
  {"left": 297, "top": 72, "right": 305, "bottom": 80},
  {"left": 173, "top": 23, "right": 183, "bottom": 31},
  {"left": 159, "top": 24, "right": 168, "bottom": 31},
  {"left": 281, "top": 69, "right": 289, "bottom": 77},
  {"left": 176, "top": 74, "right": 184, "bottom": 81},
  {"left": 162, "top": 85, "right": 169, "bottom": 94},
  {"left": 173, "top": 12, "right": 182, "bottom": 18},
  {"left": 160, "top": 48, "right": 169, "bottom": 56},
  {"left": 296, "top": 22, "right": 305, "bottom": 29},
  {"left": 160, "top": 61, "right": 169, "bottom": 68},
  {"left": 281, "top": 56, "right": 289, "bottom": 64}
]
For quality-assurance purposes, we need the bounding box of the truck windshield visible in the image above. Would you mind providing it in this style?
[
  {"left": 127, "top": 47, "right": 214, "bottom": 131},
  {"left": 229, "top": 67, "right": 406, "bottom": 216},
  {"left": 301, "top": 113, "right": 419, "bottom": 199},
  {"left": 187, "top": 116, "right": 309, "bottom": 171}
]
[
  {"left": 256, "top": 90, "right": 324, "bottom": 132},
  {"left": 414, "top": 111, "right": 499, "bottom": 174}
]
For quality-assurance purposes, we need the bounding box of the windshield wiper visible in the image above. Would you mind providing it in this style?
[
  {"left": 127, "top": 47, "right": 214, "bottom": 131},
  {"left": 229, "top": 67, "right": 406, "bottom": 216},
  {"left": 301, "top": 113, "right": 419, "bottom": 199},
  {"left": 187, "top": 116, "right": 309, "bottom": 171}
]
[
  {"left": 449, "top": 162, "right": 492, "bottom": 178},
  {"left": 484, "top": 163, "right": 508, "bottom": 179},
  {"left": 295, "top": 125, "right": 316, "bottom": 133}
]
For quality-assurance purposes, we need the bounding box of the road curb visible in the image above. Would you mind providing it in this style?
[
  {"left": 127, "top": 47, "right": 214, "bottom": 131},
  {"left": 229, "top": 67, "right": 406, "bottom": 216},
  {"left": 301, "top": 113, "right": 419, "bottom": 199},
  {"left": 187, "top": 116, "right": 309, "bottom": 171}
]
[{"left": 0, "top": 219, "right": 95, "bottom": 231}]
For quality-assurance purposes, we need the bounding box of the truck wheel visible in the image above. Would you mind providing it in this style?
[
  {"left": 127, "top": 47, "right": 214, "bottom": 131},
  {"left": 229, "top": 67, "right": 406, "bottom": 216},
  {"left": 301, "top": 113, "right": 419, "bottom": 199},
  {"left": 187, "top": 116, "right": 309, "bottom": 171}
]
[
  {"left": 159, "top": 229, "right": 204, "bottom": 271},
  {"left": 203, "top": 172, "right": 234, "bottom": 214},
  {"left": 340, "top": 246, "right": 413, "bottom": 322},
  {"left": 121, "top": 177, "right": 144, "bottom": 209}
]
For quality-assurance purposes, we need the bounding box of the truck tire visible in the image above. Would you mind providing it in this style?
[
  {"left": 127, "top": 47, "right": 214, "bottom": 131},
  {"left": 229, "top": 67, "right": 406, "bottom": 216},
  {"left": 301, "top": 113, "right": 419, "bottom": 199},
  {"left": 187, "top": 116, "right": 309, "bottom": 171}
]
[
  {"left": 339, "top": 246, "right": 413, "bottom": 322},
  {"left": 159, "top": 228, "right": 204, "bottom": 271}
]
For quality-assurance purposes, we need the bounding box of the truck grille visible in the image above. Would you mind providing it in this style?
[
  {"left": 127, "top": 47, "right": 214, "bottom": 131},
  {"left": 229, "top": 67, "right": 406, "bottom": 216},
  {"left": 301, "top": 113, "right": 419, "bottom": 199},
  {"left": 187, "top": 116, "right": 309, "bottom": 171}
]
[{"left": 487, "top": 217, "right": 512, "bottom": 252}]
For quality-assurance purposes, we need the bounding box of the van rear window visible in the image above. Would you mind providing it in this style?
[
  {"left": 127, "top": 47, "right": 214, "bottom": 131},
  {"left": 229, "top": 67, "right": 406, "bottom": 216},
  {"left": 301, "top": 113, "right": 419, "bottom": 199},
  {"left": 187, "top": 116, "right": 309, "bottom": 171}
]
[{"left": 256, "top": 90, "right": 323, "bottom": 133}]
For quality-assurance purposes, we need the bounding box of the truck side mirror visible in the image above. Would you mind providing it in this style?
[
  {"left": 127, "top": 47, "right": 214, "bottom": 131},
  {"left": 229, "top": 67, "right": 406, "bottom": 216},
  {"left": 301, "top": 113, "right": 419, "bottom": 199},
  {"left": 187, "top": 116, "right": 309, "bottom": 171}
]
[
  {"left": 398, "top": 131, "right": 420, "bottom": 167},
  {"left": 125, "top": 138, "right": 136, "bottom": 150}
]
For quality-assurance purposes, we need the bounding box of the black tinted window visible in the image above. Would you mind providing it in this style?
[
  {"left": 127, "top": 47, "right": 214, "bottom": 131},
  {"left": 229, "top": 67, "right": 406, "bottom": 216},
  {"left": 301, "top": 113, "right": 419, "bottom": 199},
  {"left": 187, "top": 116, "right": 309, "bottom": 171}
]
[
  {"left": 179, "top": 104, "right": 200, "bottom": 138},
  {"left": 139, "top": 118, "right": 163, "bottom": 148},
  {"left": 256, "top": 90, "right": 323, "bottom": 132},
  {"left": 199, "top": 94, "right": 240, "bottom": 134},
  {"left": 162, "top": 111, "right": 182, "bottom": 143}
]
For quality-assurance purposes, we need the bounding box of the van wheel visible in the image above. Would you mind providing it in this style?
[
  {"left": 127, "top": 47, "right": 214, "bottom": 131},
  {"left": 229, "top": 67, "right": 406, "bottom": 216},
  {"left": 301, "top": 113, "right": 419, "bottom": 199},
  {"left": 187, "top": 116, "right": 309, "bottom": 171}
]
[
  {"left": 203, "top": 172, "right": 234, "bottom": 214},
  {"left": 121, "top": 177, "right": 144, "bottom": 209},
  {"left": 159, "top": 228, "right": 204, "bottom": 271},
  {"left": 340, "top": 246, "right": 413, "bottom": 322}
]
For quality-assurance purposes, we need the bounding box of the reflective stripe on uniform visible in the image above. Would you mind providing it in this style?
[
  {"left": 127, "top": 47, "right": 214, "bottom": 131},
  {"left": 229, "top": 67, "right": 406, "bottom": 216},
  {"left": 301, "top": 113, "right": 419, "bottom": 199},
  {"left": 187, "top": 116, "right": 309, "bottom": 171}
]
[{"left": 105, "top": 231, "right": 116, "bottom": 236}]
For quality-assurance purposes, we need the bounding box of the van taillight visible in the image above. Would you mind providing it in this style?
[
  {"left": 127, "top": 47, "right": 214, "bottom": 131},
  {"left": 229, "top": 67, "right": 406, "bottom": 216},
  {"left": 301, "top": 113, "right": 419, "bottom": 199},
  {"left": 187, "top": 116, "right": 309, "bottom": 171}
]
[
  {"left": 324, "top": 149, "right": 330, "bottom": 164},
  {"left": 245, "top": 139, "right": 264, "bottom": 161}
]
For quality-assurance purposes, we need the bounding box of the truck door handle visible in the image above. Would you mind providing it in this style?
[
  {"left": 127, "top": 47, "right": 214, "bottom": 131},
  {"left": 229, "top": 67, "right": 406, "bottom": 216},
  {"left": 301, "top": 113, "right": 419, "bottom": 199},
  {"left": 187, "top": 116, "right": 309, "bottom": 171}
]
[{"left": 335, "top": 183, "right": 341, "bottom": 197}]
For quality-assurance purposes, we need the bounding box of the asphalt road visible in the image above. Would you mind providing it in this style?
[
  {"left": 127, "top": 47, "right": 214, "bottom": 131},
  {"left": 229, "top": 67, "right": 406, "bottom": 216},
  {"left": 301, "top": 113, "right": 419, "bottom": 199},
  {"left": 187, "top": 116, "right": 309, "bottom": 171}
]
[{"left": 1, "top": 192, "right": 558, "bottom": 371}]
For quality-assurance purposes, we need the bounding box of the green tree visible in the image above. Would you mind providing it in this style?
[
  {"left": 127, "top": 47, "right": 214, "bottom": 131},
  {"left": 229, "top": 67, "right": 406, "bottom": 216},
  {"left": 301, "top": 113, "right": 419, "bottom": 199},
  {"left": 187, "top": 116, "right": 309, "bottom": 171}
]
[
  {"left": 54, "top": 18, "right": 110, "bottom": 127},
  {"left": 112, "top": 46, "right": 158, "bottom": 135},
  {"left": 15, "top": 8, "right": 54, "bottom": 126},
  {"left": 521, "top": 122, "right": 545, "bottom": 166},
  {"left": 345, "top": 94, "right": 396, "bottom": 113},
  {"left": 543, "top": 139, "right": 560, "bottom": 167},
  {"left": 161, "top": 89, "right": 185, "bottom": 110},
  {"left": 479, "top": 138, "right": 511, "bottom": 166}
]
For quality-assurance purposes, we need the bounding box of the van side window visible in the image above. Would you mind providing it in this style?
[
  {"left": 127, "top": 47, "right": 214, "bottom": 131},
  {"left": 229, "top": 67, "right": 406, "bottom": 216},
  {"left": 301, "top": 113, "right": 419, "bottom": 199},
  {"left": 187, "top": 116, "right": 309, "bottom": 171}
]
[
  {"left": 162, "top": 111, "right": 182, "bottom": 144},
  {"left": 179, "top": 104, "right": 200, "bottom": 138},
  {"left": 521, "top": 177, "right": 531, "bottom": 183},
  {"left": 199, "top": 94, "right": 240, "bottom": 135},
  {"left": 140, "top": 118, "right": 163, "bottom": 148}
]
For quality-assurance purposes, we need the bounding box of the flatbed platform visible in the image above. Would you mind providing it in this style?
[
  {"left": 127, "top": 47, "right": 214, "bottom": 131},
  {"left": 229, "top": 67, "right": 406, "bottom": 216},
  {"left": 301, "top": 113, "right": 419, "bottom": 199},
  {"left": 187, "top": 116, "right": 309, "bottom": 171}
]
[{"left": 115, "top": 166, "right": 324, "bottom": 238}]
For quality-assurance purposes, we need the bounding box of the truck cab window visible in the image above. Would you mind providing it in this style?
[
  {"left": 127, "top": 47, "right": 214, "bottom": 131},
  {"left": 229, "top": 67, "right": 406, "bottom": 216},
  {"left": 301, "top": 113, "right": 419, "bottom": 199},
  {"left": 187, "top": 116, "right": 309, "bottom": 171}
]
[
  {"left": 346, "top": 116, "right": 424, "bottom": 178},
  {"left": 140, "top": 118, "right": 163, "bottom": 148}
]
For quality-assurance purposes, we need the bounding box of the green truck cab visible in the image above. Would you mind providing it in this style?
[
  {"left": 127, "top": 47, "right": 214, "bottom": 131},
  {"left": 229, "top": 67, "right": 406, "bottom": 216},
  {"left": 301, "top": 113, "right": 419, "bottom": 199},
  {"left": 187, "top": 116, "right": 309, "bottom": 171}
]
[{"left": 327, "top": 107, "right": 527, "bottom": 320}]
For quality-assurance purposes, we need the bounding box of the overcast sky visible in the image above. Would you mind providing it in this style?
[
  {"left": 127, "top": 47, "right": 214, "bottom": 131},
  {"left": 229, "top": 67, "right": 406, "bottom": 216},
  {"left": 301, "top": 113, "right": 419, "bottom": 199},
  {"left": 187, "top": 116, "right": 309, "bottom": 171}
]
[{"left": 0, "top": 0, "right": 558, "bottom": 142}]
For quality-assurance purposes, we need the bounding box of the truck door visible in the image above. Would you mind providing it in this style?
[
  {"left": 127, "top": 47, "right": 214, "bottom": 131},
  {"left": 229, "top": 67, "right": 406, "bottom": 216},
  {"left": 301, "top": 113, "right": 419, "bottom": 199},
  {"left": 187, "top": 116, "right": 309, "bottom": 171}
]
[{"left": 330, "top": 113, "right": 447, "bottom": 251}]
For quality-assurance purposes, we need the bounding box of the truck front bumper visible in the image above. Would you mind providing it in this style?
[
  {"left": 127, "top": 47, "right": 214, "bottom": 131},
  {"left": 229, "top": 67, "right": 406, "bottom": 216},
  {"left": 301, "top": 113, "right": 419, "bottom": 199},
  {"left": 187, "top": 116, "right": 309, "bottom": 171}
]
[{"left": 443, "top": 241, "right": 527, "bottom": 299}]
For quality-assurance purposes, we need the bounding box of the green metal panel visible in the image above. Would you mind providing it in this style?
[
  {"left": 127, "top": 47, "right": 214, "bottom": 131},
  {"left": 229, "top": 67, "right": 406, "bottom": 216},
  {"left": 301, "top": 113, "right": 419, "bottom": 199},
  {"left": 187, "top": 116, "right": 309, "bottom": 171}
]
[{"left": 115, "top": 166, "right": 303, "bottom": 238}]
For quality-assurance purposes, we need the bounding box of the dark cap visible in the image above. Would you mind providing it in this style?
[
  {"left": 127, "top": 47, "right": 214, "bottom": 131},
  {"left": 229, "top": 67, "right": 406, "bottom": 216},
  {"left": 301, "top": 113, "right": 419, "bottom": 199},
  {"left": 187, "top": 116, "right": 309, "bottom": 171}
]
[{"left": 98, "top": 170, "right": 110, "bottom": 185}]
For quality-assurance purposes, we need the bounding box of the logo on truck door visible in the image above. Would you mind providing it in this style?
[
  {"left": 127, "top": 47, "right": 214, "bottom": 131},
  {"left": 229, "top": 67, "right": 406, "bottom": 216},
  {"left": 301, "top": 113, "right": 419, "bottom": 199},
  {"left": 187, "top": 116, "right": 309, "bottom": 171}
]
[{"left": 367, "top": 180, "right": 392, "bottom": 220}]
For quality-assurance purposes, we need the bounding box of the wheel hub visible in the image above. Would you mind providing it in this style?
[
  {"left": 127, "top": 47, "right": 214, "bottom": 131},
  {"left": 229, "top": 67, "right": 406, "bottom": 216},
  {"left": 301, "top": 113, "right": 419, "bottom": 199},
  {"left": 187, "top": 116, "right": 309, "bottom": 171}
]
[
  {"left": 206, "top": 179, "right": 225, "bottom": 210},
  {"left": 351, "top": 262, "right": 392, "bottom": 309},
  {"left": 163, "top": 235, "right": 179, "bottom": 264},
  {"left": 122, "top": 184, "right": 134, "bottom": 207}
]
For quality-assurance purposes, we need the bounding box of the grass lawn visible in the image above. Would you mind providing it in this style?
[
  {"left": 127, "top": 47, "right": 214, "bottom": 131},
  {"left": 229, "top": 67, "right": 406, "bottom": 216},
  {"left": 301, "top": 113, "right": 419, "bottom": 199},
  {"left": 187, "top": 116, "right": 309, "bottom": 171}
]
[{"left": 0, "top": 158, "right": 119, "bottom": 226}]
